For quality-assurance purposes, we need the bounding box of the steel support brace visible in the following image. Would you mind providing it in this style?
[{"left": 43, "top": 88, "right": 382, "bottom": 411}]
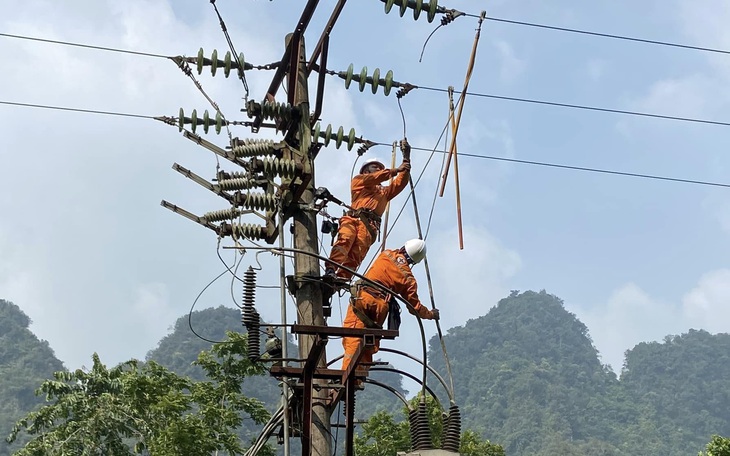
[
  {"left": 307, "top": 0, "right": 349, "bottom": 75},
  {"left": 311, "top": 34, "right": 329, "bottom": 126},
  {"left": 345, "top": 372, "right": 356, "bottom": 456},
  {"left": 301, "top": 335, "right": 328, "bottom": 456}
]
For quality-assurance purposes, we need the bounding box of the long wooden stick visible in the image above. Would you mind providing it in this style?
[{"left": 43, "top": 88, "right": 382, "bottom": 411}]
[{"left": 439, "top": 11, "right": 486, "bottom": 198}]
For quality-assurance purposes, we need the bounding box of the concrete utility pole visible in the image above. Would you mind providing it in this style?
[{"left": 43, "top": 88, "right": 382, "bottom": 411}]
[{"left": 287, "top": 34, "right": 332, "bottom": 456}]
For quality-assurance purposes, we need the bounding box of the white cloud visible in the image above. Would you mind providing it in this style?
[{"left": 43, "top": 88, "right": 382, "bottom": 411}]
[
  {"left": 494, "top": 40, "right": 526, "bottom": 84},
  {"left": 572, "top": 283, "right": 684, "bottom": 373},
  {"left": 682, "top": 269, "right": 730, "bottom": 333}
]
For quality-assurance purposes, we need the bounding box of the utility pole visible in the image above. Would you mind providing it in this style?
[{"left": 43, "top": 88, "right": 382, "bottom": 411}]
[{"left": 287, "top": 33, "right": 332, "bottom": 456}]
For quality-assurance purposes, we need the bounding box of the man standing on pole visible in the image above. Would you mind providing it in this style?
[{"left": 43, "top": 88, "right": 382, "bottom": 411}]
[{"left": 325, "top": 140, "right": 412, "bottom": 280}]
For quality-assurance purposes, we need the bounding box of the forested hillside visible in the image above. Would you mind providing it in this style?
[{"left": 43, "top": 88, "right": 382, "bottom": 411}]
[
  {"left": 0, "top": 300, "right": 65, "bottom": 456},
  {"left": 4, "top": 294, "right": 730, "bottom": 455},
  {"left": 429, "top": 290, "right": 730, "bottom": 455}
]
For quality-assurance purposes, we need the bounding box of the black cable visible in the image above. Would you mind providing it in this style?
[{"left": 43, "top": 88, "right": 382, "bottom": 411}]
[
  {"left": 0, "top": 32, "right": 169, "bottom": 58},
  {"left": 188, "top": 269, "right": 233, "bottom": 344},
  {"left": 5, "top": 26, "right": 730, "bottom": 129},
  {"left": 466, "top": 13, "right": 730, "bottom": 56},
  {"left": 417, "top": 86, "right": 730, "bottom": 128},
  {"left": 210, "top": 0, "right": 250, "bottom": 97},
  {"left": 0, "top": 100, "right": 154, "bottom": 119},
  {"left": 4, "top": 99, "right": 729, "bottom": 189},
  {"left": 408, "top": 146, "right": 730, "bottom": 189}
]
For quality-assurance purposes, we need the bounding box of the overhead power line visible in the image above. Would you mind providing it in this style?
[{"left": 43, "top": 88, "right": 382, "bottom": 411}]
[
  {"left": 465, "top": 13, "right": 730, "bottom": 56},
  {"left": 418, "top": 86, "right": 730, "bottom": 128},
  {"left": 1, "top": 98, "right": 727, "bottom": 190},
  {"left": 0, "top": 100, "right": 154, "bottom": 119},
  {"left": 409, "top": 146, "right": 730, "bottom": 189},
  {"left": 4, "top": 32, "right": 730, "bottom": 128},
  {"left": 0, "top": 32, "right": 168, "bottom": 59}
]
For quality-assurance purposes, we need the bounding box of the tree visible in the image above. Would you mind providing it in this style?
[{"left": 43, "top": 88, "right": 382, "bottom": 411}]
[
  {"left": 6, "top": 332, "right": 273, "bottom": 456},
  {"left": 699, "top": 435, "right": 730, "bottom": 456},
  {"left": 353, "top": 395, "right": 504, "bottom": 456}
]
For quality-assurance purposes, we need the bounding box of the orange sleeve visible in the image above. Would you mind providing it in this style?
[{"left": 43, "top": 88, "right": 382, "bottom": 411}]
[
  {"left": 399, "top": 271, "right": 432, "bottom": 319},
  {"left": 384, "top": 168, "right": 409, "bottom": 201},
  {"left": 352, "top": 169, "right": 396, "bottom": 191}
]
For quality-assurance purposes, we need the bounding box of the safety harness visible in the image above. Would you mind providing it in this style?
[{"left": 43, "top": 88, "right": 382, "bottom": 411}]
[
  {"left": 345, "top": 208, "right": 382, "bottom": 240},
  {"left": 349, "top": 279, "right": 402, "bottom": 331}
]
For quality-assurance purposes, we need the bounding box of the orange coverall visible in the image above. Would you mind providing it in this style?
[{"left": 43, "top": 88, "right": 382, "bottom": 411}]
[
  {"left": 328, "top": 168, "right": 408, "bottom": 279},
  {"left": 341, "top": 248, "right": 436, "bottom": 372}
]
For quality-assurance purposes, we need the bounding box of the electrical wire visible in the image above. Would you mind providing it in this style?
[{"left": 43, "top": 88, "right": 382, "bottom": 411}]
[
  {"left": 467, "top": 13, "right": 730, "bottom": 56},
  {"left": 210, "top": 0, "right": 250, "bottom": 98},
  {"left": 188, "top": 268, "right": 234, "bottom": 344},
  {"left": 407, "top": 146, "right": 730, "bottom": 189},
  {"left": 0, "top": 32, "right": 169, "bottom": 58},
  {"left": 0, "top": 100, "right": 154, "bottom": 119},
  {"left": 416, "top": 86, "right": 730, "bottom": 128},
  {"left": 3, "top": 100, "right": 730, "bottom": 189}
]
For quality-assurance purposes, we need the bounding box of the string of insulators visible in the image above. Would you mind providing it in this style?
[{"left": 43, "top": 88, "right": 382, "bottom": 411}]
[
  {"left": 338, "top": 64, "right": 401, "bottom": 96},
  {"left": 189, "top": 48, "right": 251, "bottom": 77},
  {"left": 312, "top": 122, "right": 359, "bottom": 151},
  {"left": 441, "top": 405, "right": 462, "bottom": 452},
  {"left": 233, "top": 192, "right": 278, "bottom": 211},
  {"left": 202, "top": 207, "right": 242, "bottom": 222},
  {"left": 408, "top": 402, "right": 433, "bottom": 451},
  {"left": 246, "top": 100, "right": 297, "bottom": 123},
  {"left": 177, "top": 108, "right": 225, "bottom": 134},
  {"left": 217, "top": 177, "right": 260, "bottom": 191},
  {"left": 255, "top": 157, "right": 298, "bottom": 179},
  {"left": 231, "top": 138, "right": 278, "bottom": 157},
  {"left": 230, "top": 222, "right": 267, "bottom": 240},
  {"left": 382, "top": 0, "right": 443, "bottom": 22},
  {"left": 241, "top": 267, "right": 260, "bottom": 361}
]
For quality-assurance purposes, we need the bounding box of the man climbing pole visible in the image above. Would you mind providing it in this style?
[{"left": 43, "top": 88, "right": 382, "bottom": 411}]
[
  {"left": 325, "top": 140, "right": 412, "bottom": 280},
  {"left": 341, "top": 238, "right": 440, "bottom": 374}
]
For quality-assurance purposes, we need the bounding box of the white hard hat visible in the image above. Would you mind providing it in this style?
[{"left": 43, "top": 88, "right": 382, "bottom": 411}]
[
  {"left": 359, "top": 158, "right": 385, "bottom": 174},
  {"left": 403, "top": 239, "right": 427, "bottom": 265}
]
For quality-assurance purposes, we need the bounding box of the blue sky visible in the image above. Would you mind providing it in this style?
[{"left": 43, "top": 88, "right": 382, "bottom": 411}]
[{"left": 1, "top": 0, "right": 730, "bottom": 376}]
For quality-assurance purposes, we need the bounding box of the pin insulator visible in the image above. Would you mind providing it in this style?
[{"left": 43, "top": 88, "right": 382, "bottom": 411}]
[
  {"left": 312, "top": 122, "right": 359, "bottom": 151},
  {"left": 339, "top": 64, "right": 398, "bottom": 96},
  {"left": 384, "top": 0, "right": 442, "bottom": 23},
  {"left": 178, "top": 108, "right": 225, "bottom": 134},
  {"left": 194, "top": 47, "right": 251, "bottom": 77}
]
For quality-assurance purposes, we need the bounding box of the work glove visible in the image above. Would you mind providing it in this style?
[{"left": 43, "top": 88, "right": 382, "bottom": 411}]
[
  {"left": 430, "top": 309, "right": 440, "bottom": 320},
  {"left": 399, "top": 138, "right": 412, "bottom": 162},
  {"left": 396, "top": 161, "right": 411, "bottom": 174}
]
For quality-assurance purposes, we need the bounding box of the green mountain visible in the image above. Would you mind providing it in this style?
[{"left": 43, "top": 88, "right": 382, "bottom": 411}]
[
  {"left": 429, "top": 290, "right": 730, "bottom": 456},
  {"left": 0, "top": 300, "right": 65, "bottom": 456},
  {"left": 5, "top": 293, "right": 730, "bottom": 456}
]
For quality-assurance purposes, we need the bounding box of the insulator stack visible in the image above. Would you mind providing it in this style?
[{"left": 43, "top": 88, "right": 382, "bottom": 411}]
[
  {"left": 232, "top": 138, "right": 278, "bottom": 157},
  {"left": 192, "top": 48, "right": 251, "bottom": 77},
  {"left": 441, "top": 405, "right": 462, "bottom": 452},
  {"left": 230, "top": 222, "right": 267, "bottom": 240},
  {"left": 241, "top": 306, "right": 260, "bottom": 361},
  {"left": 202, "top": 207, "right": 242, "bottom": 222},
  {"left": 217, "top": 177, "right": 259, "bottom": 191},
  {"left": 242, "top": 267, "right": 257, "bottom": 307},
  {"left": 177, "top": 108, "right": 225, "bottom": 134},
  {"left": 256, "top": 157, "right": 298, "bottom": 179},
  {"left": 338, "top": 64, "right": 399, "bottom": 96},
  {"left": 409, "top": 401, "right": 433, "bottom": 451},
  {"left": 235, "top": 192, "right": 278, "bottom": 211},
  {"left": 312, "top": 122, "right": 358, "bottom": 151},
  {"left": 246, "top": 100, "right": 296, "bottom": 123},
  {"left": 383, "top": 0, "right": 443, "bottom": 22}
]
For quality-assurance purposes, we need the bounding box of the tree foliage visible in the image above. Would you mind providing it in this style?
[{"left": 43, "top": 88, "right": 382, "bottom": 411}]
[
  {"left": 6, "top": 332, "right": 272, "bottom": 456},
  {"left": 0, "top": 300, "right": 65, "bottom": 456},
  {"left": 354, "top": 395, "right": 504, "bottom": 456},
  {"left": 699, "top": 435, "right": 730, "bottom": 456}
]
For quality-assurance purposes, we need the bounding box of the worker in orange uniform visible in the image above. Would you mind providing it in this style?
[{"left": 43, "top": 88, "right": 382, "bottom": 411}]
[
  {"left": 325, "top": 140, "right": 412, "bottom": 280},
  {"left": 341, "top": 238, "right": 440, "bottom": 373}
]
